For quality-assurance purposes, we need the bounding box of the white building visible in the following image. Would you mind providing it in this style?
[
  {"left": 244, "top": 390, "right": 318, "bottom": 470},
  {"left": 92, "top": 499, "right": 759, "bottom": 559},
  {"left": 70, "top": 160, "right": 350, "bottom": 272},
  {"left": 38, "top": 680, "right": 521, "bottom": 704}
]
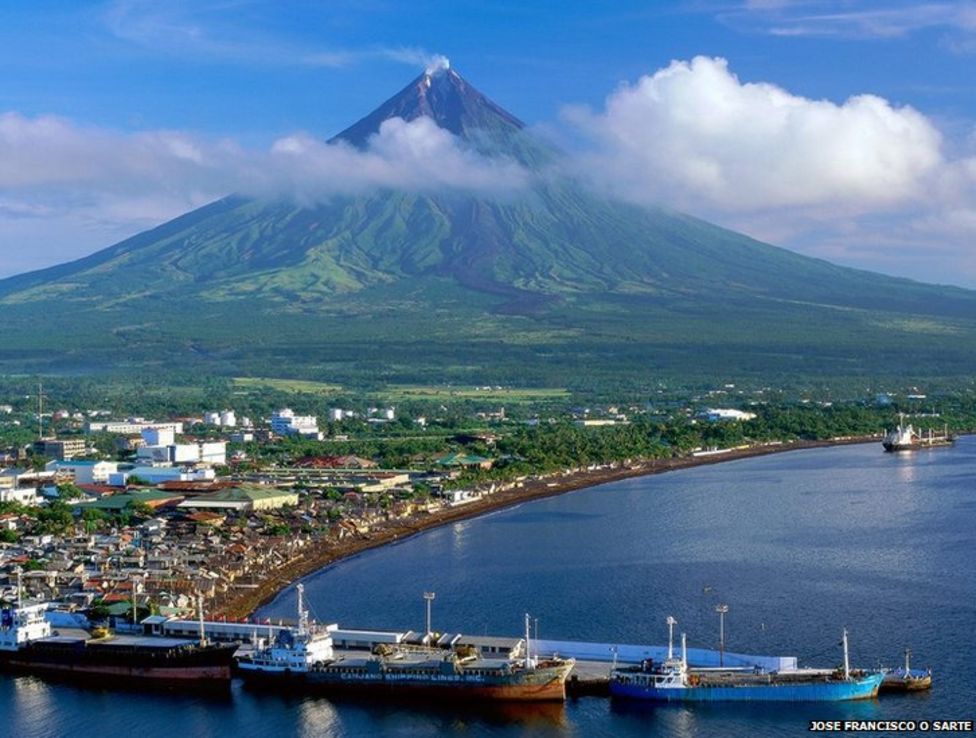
[
  {"left": 109, "top": 466, "right": 216, "bottom": 486},
  {"left": 136, "top": 445, "right": 174, "bottom": 464},
  {"left": 271, "top": 409, "right": 321, "bottom": 439},
  {"left": 0, "top": 486, "right": 39, "bottom": 506},
  {"left": 136, "top": 441, "right": 227, "bottom": 466},
  {"left": 702, "top": 408, "right": 757, "bottom": 422},
  {"left": 142, "top": 427, "right": 175, "bottom": 447},
  {"left": 45, "top": 460, "right": 119, "bottom": 485},
  {"left": 219, "top": 410, "right": 237, "bottom": 428},
  {"left": 86, "top": 419, "right": 184, "bottom": 435},
  {"left": 199, "top": 442, "right": 227, "bottom": 465}
]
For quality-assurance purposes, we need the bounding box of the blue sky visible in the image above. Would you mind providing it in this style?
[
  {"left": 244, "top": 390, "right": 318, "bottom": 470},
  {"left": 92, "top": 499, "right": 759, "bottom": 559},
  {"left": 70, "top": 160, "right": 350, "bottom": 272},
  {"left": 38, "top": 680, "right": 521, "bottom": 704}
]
[{"left": 2, "top": 0, "right": 976, "bottom": 286}]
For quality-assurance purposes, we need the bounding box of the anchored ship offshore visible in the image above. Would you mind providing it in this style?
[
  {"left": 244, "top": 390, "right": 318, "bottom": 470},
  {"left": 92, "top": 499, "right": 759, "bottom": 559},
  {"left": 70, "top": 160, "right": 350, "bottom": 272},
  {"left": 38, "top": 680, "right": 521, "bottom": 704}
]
[
  {"left": 236, "top": 585, "right": 575, "bottom": 701},
  {"left": 882, "top": 414, "right": 954, "bottom": 452},
  {"left": 609, "top": 617, "right": 883, "bottom": 703}
]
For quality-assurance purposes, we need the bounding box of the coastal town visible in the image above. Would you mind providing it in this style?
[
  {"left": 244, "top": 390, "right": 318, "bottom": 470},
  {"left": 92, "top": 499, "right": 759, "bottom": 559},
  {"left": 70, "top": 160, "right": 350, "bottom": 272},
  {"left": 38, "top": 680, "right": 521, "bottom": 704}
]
[{"left": 0, "top": 387, "right": 963, "bottom": 625}]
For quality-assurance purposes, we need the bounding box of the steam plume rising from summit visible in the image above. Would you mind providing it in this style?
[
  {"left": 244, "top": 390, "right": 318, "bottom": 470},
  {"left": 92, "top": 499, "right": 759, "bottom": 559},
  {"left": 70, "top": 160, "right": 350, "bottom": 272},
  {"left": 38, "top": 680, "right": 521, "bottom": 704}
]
[{"left": 425, "top": 55, "right": 450, "bottom": 76}]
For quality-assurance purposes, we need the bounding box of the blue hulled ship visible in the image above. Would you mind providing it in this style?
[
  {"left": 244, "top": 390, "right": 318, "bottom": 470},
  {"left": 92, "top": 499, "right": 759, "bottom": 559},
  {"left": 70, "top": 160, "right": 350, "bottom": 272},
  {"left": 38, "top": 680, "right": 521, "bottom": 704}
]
[{"left": 610, "top": 617, "right": 882, "bottom": 703}]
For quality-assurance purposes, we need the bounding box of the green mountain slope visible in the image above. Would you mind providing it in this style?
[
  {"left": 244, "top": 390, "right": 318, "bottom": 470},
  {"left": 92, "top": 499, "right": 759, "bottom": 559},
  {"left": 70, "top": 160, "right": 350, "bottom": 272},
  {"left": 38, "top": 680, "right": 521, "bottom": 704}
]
[{"left": 2, "top": 67, "right": 975, "bottom": 389}]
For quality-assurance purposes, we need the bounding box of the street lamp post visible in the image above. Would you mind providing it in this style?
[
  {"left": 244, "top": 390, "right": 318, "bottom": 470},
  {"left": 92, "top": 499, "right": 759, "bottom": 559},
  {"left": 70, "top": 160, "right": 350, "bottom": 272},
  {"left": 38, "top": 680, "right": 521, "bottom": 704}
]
[
  {"left": 715, "top": 604, "right": 729, "bottom": 667},
  {"left": 423, "top": 591, "right": 436, "bottom": 638}
]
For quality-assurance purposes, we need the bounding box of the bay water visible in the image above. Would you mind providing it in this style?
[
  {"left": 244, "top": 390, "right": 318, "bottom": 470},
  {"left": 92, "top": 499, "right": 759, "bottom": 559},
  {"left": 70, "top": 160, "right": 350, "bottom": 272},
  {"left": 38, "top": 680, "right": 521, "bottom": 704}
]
[{"left": 3, "top": 438, "right": 973, "bottom": 737}]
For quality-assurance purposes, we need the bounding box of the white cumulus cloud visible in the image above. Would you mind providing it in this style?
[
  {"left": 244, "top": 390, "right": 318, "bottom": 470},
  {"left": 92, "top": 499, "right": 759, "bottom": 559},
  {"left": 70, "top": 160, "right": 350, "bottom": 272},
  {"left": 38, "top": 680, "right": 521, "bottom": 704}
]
[
  {"left": 569, "top": 56, "right": 944, "bottom": 214},
  {"left": 564, "top": 55, "right": 976, "bottom": 286}
]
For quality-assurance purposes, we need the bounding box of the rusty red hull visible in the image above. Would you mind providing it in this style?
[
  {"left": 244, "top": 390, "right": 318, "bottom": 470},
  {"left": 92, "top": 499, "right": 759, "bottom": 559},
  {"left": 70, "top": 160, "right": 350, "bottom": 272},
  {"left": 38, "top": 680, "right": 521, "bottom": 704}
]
[{"left": 238, "top": 660, "right": 574, "bottom": 702}]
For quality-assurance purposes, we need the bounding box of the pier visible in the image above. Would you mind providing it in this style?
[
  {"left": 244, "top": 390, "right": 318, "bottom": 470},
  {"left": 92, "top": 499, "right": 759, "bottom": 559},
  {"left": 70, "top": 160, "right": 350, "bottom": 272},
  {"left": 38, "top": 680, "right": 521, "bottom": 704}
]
[{"left": 125, "top": 613, "right": 799, "bottom": 698}]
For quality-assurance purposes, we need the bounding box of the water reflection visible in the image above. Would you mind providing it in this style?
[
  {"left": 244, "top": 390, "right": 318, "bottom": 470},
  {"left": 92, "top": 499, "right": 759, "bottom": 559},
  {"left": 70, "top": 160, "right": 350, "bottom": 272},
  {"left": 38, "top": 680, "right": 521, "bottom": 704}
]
[
  {"left": 609, "top": 695, "right": 885, "bottom": 735},
  {"left": 242, "top": 683, "right": 568, "bottom": 733}
]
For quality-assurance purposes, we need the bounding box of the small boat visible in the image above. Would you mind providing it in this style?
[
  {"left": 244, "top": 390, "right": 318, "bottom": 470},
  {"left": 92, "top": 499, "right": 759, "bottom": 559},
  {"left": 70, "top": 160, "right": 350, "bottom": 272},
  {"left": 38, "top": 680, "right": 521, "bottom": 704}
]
[
  {"left": 881, "top": 649, "right": 932, "bottom": 692},
  {"left": 609, "top": 617, "right": 883, "bottom": 703}
]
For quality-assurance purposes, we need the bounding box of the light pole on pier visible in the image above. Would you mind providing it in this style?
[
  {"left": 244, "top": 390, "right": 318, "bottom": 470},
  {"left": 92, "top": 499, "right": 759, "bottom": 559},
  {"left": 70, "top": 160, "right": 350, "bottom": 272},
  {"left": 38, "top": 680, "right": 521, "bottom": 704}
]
[
  {"left": 715, "top": 604, "right": 729, "bottom": 667},
  {"left": 423, "top": 591, "right": 436, "bottom": 638}
]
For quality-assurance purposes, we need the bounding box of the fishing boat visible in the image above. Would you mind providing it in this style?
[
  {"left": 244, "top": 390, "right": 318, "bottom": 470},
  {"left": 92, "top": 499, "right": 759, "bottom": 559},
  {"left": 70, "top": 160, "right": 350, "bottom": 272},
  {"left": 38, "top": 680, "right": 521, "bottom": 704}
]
[
  {"left": 236, "top": 585, "right": 575, "bottom": 701},
  {"left": 609, "top": 616, "right": 883, "bottom": 703},
  {"left": 881, "top": 649, "right": 932, "bottom": 692}
]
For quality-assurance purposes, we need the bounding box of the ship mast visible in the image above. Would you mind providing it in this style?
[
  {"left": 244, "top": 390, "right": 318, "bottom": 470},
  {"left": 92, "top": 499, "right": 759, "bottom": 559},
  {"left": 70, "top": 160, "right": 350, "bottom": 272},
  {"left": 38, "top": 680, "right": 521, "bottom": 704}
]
[
  {"left": 297, "top": 583, "right": 308, "bottom": 636},
  {"left": 666, "top": 615, "right": 677, "bottom": 660},
  {"left": 524, "top": 612, "right": 534, "bottom": 669},
  {"left": 842, "top": 628, "right": 850, "bottom": 681},
  {"left": 681, "top": 632, "right": 687, "bottom": 669},
  {"left": 905, "top": 647, "right": 911, "bottom": 674},
  {"left": 197, "top": 594, "right": 206, "bottom": 647}
]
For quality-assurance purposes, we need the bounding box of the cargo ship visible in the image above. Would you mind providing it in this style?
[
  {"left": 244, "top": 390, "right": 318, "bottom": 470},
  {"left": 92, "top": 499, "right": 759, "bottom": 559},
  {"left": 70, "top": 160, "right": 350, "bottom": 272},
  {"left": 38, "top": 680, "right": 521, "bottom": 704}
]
[
  {"left": 881, "top": 649, "right": 932, "bottom": 692},
  {"left": 609, "top": 617, "right": 883, "bottom": 703},
  {"left": 882, "top": 415, "right": 954, "bottom": 452},
  {"left": 236, "top": 585, "right": 575, "bottom": 701},
  {"left": 1, "top": 596, "right": 236, "bottom": 685}
]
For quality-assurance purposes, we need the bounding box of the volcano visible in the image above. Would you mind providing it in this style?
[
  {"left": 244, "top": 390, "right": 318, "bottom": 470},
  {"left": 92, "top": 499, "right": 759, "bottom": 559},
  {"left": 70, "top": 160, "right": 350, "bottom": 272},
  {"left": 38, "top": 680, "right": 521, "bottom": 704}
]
[{"left": 2, "top": 65, "right": 975, "bottom": 387}]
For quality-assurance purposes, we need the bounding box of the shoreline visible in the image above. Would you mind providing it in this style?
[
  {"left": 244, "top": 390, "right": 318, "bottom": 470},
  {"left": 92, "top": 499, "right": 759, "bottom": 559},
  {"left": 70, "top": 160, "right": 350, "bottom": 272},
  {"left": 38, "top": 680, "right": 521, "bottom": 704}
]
[{"left": 215, "top": 435, "right": 880, "bottom": 620}]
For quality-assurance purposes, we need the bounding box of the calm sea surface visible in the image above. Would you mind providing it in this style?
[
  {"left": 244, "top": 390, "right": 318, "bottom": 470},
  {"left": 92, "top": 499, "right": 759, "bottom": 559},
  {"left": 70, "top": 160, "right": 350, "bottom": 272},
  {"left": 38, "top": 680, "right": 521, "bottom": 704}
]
[{"left": 3, "top": 438, "right": 974, "bottom": 737}]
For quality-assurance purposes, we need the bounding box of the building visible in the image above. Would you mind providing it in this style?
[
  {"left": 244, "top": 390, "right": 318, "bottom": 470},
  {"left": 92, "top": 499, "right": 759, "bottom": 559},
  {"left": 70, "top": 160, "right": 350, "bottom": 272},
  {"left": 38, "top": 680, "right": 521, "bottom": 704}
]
[
  {"left": 435, "top": 452, "right": 494, "bottom": 470},
  {"left": 45, "top": 460, "right": 119, "bottom": 485},
  {"left": 0, "top": 485, "right": 39, "bottom": 506},
  {"left": 32, "top": 437, "right": 87, "bottom": 461},
  {"left": 86, "top": 419, "right": 184, "bottom": 435},
  {"left": 136, "top": 441, "right": 227, "bottom": 466},
  {"left": 108, "top": 466, "right": 216, "bottom": 486},
  {"left": 0, "top": 468, "right": 54, "bottom": 491},
  {"left": 271, "top": 409, "right": 321, "bottom": 439},
  {"left": 72, "top": 490, "right": 184, "bottom": 512},
  {"left": 141, "top": 427, "right": 175, "bottom": 447},
  {"left": 178, "top": 486, "right": 299, "bottom": 513},
  {"left": 702, "top": 408, "right": 757, "bottom": 422}
]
